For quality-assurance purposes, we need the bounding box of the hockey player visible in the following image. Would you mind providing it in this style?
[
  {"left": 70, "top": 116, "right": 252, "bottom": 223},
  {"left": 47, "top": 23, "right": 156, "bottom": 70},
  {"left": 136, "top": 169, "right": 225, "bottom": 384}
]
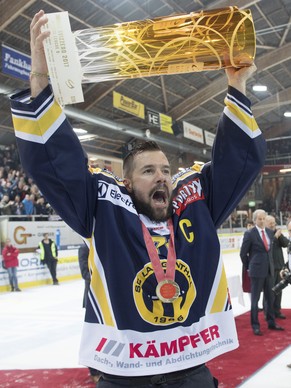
[{"left": 10, "top": 10, "right": 266, "bottom": 388}]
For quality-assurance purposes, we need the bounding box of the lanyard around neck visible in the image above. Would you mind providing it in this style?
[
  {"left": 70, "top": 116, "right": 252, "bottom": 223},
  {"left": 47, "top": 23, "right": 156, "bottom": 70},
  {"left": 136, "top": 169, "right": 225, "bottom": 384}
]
[
  {"left": 141, "top": 218, "right": 180, "bottom": 303},
  {"left": 141, "top": 218, "right": 176, "bottom": 282}
]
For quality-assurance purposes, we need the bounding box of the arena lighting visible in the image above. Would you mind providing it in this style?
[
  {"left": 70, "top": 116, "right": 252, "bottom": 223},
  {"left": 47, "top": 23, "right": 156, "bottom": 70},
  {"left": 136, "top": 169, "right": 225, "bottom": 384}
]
[
  {"left": 252, "top": 84, "right": 267, "bottom": 92},
  {"left": 145, "top": 129, "right": 151, "bottom": 138},
  {"left": 279, "top": 168, "right": 291, "bottom": 173},
  {"left": 78, "top": 134, "right": 98, "bottom": 142},
  {"left": 73, "top": 127, "right": 88, "bottom": 134},
  {"left": 284, "top": 111, "right": 291, "bottom": 117}
]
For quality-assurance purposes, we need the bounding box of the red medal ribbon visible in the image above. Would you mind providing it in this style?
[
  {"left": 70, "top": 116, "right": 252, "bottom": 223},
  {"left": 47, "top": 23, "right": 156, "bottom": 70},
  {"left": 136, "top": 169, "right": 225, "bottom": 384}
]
[
  {"left": 141, "top": 219, "right": 179, "bottom": 302},
  {"left": 141, "top": 218, "right": 176, "bottom": 283}
]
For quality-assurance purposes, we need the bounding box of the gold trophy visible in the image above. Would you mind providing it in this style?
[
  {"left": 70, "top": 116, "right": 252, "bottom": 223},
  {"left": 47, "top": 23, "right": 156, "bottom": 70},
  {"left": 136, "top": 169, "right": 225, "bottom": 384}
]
[{"left": 42, "top": 7, "right": 255, "bottom": 105}]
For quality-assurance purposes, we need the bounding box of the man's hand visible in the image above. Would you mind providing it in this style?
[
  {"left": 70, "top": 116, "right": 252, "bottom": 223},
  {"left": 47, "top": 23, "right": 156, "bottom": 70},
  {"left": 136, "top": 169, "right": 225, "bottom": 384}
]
[
  {"left": 30, "top": 10, "right": 50, "bottom": 98},
  {"left": 225, "top": 63, "right": 256, "bottom": 96},
  {"left": 280, "top": 269, "right": 289, "bottom": 279},
  {"left": 224, "top": 52, "right": 256, "bottom": 96}
]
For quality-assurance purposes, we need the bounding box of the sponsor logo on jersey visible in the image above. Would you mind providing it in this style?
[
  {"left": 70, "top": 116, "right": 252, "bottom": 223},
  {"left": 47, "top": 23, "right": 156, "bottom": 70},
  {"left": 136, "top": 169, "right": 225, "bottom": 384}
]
[
  {"left": 97, "top": 181, "right": 136, "bottom": 213},
  {"left": 173, "top": 178, "right": 204, "bottom": 216},
  {"left": 98, "top": 182, "right": 109, "bottom": 198},
  {"left": 94, "top": 324, "right": 227, "bottom": 360}
]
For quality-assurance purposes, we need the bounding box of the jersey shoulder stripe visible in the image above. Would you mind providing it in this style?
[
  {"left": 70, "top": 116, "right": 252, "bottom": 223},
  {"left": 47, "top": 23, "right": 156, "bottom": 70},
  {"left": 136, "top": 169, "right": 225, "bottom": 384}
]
[
  {"left": 172, "top": 168, "right": 198, "bottom": 190},
  {"left": 12, "top": 94, "right": 65, "bottom": 144},
  {"left": 224, "top": 93, "right": 261, "bottom": 138},
  {"left": 89, "top": 167, "right": 124, "bottom": 186}
]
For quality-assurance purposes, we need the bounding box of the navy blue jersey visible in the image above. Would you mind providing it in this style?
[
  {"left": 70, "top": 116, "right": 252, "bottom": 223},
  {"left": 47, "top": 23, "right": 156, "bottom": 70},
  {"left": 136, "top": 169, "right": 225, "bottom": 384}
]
[{"left": 10, "top": 85, "right": 265, "bottom": 376}]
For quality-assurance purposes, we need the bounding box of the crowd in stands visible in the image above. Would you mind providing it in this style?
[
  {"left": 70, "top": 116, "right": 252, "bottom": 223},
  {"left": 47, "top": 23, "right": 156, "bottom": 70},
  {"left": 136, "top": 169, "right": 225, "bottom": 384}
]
[
  {"left": 0, "top": 144, "right": 56, "bottom": 219},
  {"left": 280, "top": 185, "right": 291, "bottom": 215},
  {"left": 261, "top": 179, "right": 291, "bottom": 226},
  {"left": 266, "top": 139, "right": 291, "bottom": 164}
]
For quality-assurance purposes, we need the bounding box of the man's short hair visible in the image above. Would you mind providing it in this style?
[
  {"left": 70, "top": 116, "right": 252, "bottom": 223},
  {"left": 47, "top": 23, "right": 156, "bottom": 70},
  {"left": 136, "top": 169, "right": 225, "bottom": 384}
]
[
  {"left": 123, "top": 140, "right": 162, "bottom": 178},
  {"left": 252, "top": 209, "right": 266, "bottom": 222}
]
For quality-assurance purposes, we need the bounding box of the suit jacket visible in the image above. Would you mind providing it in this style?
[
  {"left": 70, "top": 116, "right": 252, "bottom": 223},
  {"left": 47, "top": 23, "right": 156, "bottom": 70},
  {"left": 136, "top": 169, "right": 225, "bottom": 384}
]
[
  {"left": 288, "top": 240, "right": 291, "bottom": 270},
  {"left": 272, "top": 232, "right": 289, "bottom": 270},
  {"left": 240, "top": 227, "right": 274, "bottom": 278}
]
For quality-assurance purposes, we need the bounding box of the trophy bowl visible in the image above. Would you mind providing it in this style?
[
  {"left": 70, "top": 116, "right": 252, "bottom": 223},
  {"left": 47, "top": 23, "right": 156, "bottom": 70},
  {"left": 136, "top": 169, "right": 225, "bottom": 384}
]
[{"left": 42, "top": 7, "right": 255, "bottom": 105}]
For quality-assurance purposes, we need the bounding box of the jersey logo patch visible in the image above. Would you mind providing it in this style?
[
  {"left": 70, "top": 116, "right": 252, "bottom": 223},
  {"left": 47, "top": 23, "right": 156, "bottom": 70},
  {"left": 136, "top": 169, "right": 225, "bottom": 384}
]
[
  {"left": 173, "top": 178, "right": 205, "bottom": 216},
  {"left": 98, "top": 182, "right": 109, "bottom": 198},
  {"left": 133, "top": 259, "right": 196, "bottom": 326},
  {"left": 97, "top": 181, "right": 136, "bottom": 213}
]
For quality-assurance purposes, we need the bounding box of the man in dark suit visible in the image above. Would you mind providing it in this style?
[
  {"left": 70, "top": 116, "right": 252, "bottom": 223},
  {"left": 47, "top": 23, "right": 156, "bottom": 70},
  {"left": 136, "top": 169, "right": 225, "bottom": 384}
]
[
  {"left": 240, "top": 209, "right": 284, "bottom": 335},
  {"left": 284, "top": 220, "right": 291, "bottom": 273},
  {"left": 279, "top": 220, "right": 291, "bottom": 370},
  {"left": 240, "top": 220, "right": 254, "bottom": 294},
  {"left": 265, "top": 215, "right": 289, "bottom": 319}
]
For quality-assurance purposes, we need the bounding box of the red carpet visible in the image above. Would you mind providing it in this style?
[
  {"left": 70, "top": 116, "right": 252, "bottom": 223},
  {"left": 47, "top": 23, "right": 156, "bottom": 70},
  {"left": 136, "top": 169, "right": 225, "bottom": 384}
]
[
  {"left": 0, "top": 310, "right": 290, "bottom": 387},
  {"left": 0, "top": 367, "right": 95, "bottom": 387},
  {"left": 207, "top": 309, "right": 291, "bottom": 387}
]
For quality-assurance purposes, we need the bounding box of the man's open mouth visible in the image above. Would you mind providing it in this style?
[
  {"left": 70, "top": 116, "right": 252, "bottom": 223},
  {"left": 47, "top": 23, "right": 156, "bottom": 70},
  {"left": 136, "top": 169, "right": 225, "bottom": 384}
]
[{"left": 152, "top": 190, "right": 167, "bottom": 204}]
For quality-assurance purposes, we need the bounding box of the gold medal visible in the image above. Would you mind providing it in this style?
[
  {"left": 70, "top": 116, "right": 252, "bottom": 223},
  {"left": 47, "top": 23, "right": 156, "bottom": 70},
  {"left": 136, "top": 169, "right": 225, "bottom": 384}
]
[{"left": 156, "top": 279, "right": 180, "bottom": 303}]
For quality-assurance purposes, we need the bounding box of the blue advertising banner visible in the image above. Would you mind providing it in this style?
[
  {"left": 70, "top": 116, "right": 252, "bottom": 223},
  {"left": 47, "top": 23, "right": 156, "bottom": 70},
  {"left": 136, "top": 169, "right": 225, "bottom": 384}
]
[{"left": 1, "top": 44, "right": 31, "bottom": 81}]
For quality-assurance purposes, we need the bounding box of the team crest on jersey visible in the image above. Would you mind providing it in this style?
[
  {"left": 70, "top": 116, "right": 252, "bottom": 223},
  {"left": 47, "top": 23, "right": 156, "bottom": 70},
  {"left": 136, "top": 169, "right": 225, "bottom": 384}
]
[
  {"left": 133, "top": 259, "right": 196, "bottom": 325},
  {"left": 172, "top": 178, "right": 205, "bottom": 216}
]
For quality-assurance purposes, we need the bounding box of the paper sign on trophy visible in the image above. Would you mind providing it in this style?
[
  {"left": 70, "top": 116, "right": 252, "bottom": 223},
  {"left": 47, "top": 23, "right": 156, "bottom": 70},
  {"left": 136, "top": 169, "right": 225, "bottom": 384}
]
[{"left": 42, "top": 7, "right": 256, "bottom": 106}]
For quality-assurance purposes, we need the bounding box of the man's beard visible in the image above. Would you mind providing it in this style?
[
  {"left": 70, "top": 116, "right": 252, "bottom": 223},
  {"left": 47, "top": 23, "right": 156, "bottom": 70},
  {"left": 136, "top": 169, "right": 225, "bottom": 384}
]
[{"left": 131, "top": 192, "right": 173, "bottom": 222}]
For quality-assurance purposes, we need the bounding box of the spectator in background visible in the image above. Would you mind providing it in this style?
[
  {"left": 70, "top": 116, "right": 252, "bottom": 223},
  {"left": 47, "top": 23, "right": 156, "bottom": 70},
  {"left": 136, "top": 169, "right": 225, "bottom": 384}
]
[
  {"left": 240, "top": 220, "right": 254, "bottom": 246},
  {"left": 15, "top": 180, "right": 28, "bottom": 201},
  {"left": 78, "top": 243, "right": 100, "bottom": 384},
  {"left": 279, "top": 220, "right": 291, "bottom": 370},
  {"left": 240, "top": 209, "right": 284, "bottom": 335},
  {"left": 240, "top": 220, "right": 254, "bottom": 294},
  {"left": 2, "top": 238, "right": 21, "bottom": 292},
  {"left": 22, "top": 193, "right": 35, "bottom": 216},
  {"left": 0, "top": 194, "right": 13, "bottom": 215},
  {"left": 265, "top": 215, "right": 289, "bottom": 319},
  {"left": 11, "top": 194, "right": 25, "bottom": 219},
  {"left": 6, "top": 179, "right": 17, "bottom": 200},
  {"left": 287, "top": 220, "right": 291, "bottom": 271},
  {"left": 38, "top": 233, "right": 59, "bottom": 285},
  {"left": 35, "top": 196, "right": 50, "bottom": 220},
  {"left": 30, "top": 183, "right": 41, "bottom": 198},
  {"left": 0, "top": 180, "right": 10, "bottom": 199}
]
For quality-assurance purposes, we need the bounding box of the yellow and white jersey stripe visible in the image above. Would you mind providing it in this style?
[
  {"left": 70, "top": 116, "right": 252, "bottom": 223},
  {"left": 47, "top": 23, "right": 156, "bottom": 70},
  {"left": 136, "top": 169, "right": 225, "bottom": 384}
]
[
  {"left": 12, "top": 94, "right": 65, "bottom": 144},
  {"left": 206, "top": 256, "right": 230, "bottom": 314},
  {"left": 224, "top": 92, "right": 261, "bottom": 139}
]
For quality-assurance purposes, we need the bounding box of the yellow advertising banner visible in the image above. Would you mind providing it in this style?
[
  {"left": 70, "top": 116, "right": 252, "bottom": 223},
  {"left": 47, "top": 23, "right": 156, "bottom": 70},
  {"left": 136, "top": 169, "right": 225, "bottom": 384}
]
[
  {"left": 159, "top": 113, "right": 173, "bottom": 134},
  {"left": 113, "top": 91, "right": 145, "bottom": 119}
]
